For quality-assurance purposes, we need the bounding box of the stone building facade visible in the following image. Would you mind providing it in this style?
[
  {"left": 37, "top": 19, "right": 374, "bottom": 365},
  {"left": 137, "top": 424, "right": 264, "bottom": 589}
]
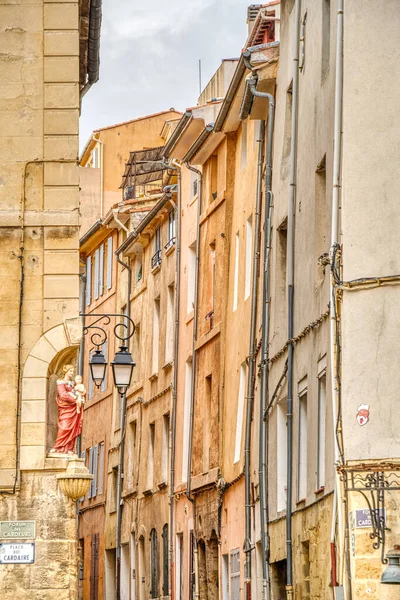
[{"left": 0, "top": 0, "right": 99, "bottom": 598}]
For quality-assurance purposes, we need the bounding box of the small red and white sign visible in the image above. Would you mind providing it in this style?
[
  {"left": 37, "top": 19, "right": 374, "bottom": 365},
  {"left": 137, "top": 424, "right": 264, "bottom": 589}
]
[{"left": 356, "top": 404, "right": 370, "bottom": 426}]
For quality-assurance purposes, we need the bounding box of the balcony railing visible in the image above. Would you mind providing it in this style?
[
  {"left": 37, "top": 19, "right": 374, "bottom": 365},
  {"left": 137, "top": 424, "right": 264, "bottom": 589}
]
[
  {"left": 164, "top": 237, "right": 176, "bottom": 252},
  {"left": 151, "top": 250, "right": 162, "bottom": 270}
]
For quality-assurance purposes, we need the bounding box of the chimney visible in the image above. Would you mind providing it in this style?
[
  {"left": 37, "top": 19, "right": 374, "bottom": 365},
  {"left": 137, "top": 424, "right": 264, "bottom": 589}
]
[{"left": 247, "top": 4, "right": 262, "bottom": 35}]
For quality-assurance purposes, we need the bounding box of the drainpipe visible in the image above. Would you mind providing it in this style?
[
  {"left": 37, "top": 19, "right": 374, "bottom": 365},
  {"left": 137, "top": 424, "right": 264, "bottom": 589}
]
[
  {"left": 330, "top": 1, "right": 349, "bottom": 598},
  {"left": 286, "top": 2, "right": 301, "bottom": 598},
  {"left": 241, "top": 52, "right": 275, "bottom": 600},
  {"left": 114, "top": 240, "right": 133, "bottom": 600},
  {"left": 167, "top": 162, "right": 181, "bottom": 600},
  {"left": 97, "top": 137, "right": 104, "bottom": 219},
  {"left": 185, "top": 162, "right": 202, "bottom": 600},
  {"left": 77, "top": 260, "right": 87, "bottom": 458}
]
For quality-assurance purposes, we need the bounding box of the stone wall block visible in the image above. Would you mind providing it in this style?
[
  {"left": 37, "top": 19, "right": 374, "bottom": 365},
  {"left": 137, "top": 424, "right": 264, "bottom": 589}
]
[
  {"left": 23, "top": 356, "right": 49, "bottom": 378},
  {"left": 354, "top": 558, "right": 383, "bottom": 580},
  {"left": 44, "top": 250, "right": 78, "bottom": 275},
  {"left": 21, "top": 400, "right": 46, "bottom": 423},
  {"left": 0, "top": 109, "right": 42, "bottom": 137},
  {"left": 44, "top": 298, "right": 80, "bottom": 330},
  {"left": 64, "top": 316, "right": 82, "bottom": 346},
  {"left": 21, "top": 423, "right": 46, "bottom": 446},
  {"left": 30, "top": 335, "right": 56, "bottom": 363},
  {"left": 44, "top": 57, "right": 79, "bottom": 83},
  {"left": 20, "top": 445, "right": 46, "bottom": 470},
  {"left": 43, "top": 274, "right": 79, "bottom": 299},
  {"left": 44, "top": 135, "right": 79, "bottom": 160},
  {"left": 44, "top": 30, "right": 79, "bottom": 56},
  {"left": 44, "top": 3, "right": 78, "bottom": 30},
  {"left": 22, "top": 377, "right": 47, "bottom": 400},
  {"left": 44, "top": 83, "right": 79, "bottom": 109},
  {"left": 0, "top": 6, "right": 43, "bottom": 32},
  {"left": 0, "top": 445, "right": 16, "bottom": 469},
  {"left": 44, "top": 162, "right": 78, "bottom": 186},
  {"left": 44, "top": 186, "right": 79, "bottom": 210},
  {"left": 43, "top": 323, "right": 69, "bottom": 351},
  {"left": 44, "top": 109, "right": 79, "bottom": 136}
]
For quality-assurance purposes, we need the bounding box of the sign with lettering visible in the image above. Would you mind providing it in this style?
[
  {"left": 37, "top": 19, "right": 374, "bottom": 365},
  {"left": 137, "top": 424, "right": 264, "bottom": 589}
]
[
  {"left": 354, "top": 508, "right": 385, "bottom": 529},
  {"left": 0, "top": 543, "right": 35, "bottom": 564},
  {"left": 0, "top": 521, "right": 36, "bottom": 539}
]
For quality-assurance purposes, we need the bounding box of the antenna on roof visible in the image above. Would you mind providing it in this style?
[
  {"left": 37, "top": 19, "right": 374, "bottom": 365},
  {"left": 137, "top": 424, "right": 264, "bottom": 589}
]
[{"left": 199, "top": 59, "right": 202, "bottom": 96}]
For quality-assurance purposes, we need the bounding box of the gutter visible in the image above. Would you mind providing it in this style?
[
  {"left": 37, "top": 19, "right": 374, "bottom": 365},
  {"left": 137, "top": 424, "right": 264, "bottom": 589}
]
[
  {"left": 182, "top": 124, "right": 214, "bottom": 164},
  {"left": 163, "top": 112, "right": 193, "bottom": 159},
  {"left": 79, "top": 219, "right": 102, "bottom": 247},
  {"left": 81, "top": 0, "right": 103, "bottom": 98}
]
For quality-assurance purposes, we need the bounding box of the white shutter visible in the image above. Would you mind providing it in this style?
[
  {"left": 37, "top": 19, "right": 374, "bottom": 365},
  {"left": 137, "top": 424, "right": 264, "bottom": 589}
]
[
  {"left": 98, "top": 442, "right": 104, "bottom": 495},
  {"left": 88, "top": 447, "right": 93, "bottom": 499},
  {"left": 86, "top": 256, "right": 92, "bottom": 306},
  {"left": 99, "top": 244, "right": 104, "bottom": 296},
  {"left": 92, "top": 444, "right": 98, "bottom": 498},
  {"left": 94, "top": 249, "right": 99, "bottom": 300},
  {"left": 107, "top": 237, "right": 113, "bottom": 290}
]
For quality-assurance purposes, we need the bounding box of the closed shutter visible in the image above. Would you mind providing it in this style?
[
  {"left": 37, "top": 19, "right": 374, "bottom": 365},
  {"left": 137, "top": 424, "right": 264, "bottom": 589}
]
[
  {"left": 107, "top": 237, "right": 113, "bottom": 289},
  {"left": 99, "top": 244, "right": 104, "bottom": 296},
  {"left": 94, "top": 249, "right": 99, "bottom": 300},
  {"left": 86, "top": 256, "right": 92, "bottom": 306},
  {"left": 90, "top": 533, "right": 100, "bottom": 600},
  {"left": 97, "top": 442, "right": 104, "bottom": 495},
  {"left": 150, "top": 529, "right": 158, "bottom": 599},
  {"left": 88, "top": 447, "right": 93, "bottom": 499},
  {"left": 92, "top": 444, "right": 98, "bottom": 498},
  {"left": 230, "top": 549, "right": 241, "bottom": 600},
  {"left": 162, "top": 524, "right": 169, "bottom": 597}
]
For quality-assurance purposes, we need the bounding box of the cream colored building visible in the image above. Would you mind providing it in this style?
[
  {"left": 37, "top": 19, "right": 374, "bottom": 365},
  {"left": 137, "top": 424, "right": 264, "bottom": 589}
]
[{"left": 0, "top": 1, "right": 100, "bottom": 598}]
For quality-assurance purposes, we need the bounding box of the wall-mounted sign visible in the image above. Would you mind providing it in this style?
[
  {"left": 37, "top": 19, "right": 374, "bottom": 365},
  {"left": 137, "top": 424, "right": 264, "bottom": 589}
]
[
  {"left": 351, "top": 508, "right": 385, "bottom": 529},
  {"left": 0, "top": 543, "right": 35, "bottom": 564},
  {"left": 0, "top": 521, "right": 36, "bottom": 539}
]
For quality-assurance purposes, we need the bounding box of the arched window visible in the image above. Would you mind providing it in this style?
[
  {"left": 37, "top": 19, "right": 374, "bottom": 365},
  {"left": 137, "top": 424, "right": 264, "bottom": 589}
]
[
  {"left": 150, "top": 528, "right": 158, "bottom": 599},
  {"left": 162, "top": 524, "right": 169, "bottom": 596}
]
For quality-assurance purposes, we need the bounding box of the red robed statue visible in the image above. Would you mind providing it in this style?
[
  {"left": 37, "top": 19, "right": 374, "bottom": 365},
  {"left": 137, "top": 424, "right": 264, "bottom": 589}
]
[{"left": 50, "top": 364, "right": 86, "bottom": 455}]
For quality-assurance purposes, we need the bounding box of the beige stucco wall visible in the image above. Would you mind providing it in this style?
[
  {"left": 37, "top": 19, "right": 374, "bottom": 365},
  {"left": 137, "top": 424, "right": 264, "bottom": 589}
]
[{"left": 0, "top": 1, "right": 84, "bottom": 597}]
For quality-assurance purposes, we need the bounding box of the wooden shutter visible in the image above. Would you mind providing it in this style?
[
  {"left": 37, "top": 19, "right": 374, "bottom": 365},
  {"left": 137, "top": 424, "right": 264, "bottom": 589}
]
[
  {"left": 97, "top": 442, "right": 104, "bottom": 495},
  {"left": 107, "top": 237, "right": 113, "bottom": 289},
  {"left": 150, "top": 529, "right": 158, "bottom": 599},
  {"left": 99, "top": 244, "right": 104, "bottom": 296},
  {"left": 88, "top": 447, "right": 93, "bottom": 499},
  {"left": 92, "top": 444, "right": 98, "bottom": 498},
  {"left": 162, "top": 524, "right": 169, "bottom": 596},
  {"left": 230, "top": 549, "right": 241, "bottom": 600},
  {"left": 86, "top": 256, "right": 92, "bottom": 306},
  {"left": 94, "top": 249, "right": 99, "bottom": 300},
  {"left": 90, "top": 533, "right": 99, "bottom": 600}
]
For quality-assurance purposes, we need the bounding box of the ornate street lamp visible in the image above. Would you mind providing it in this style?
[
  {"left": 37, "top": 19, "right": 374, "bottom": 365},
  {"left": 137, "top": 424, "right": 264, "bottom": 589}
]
[
  {"left": 89, "top": 348, "right": 107, "bottom": 388},
  {"left": 111, "top": 345, "right": 135, "bottom": 394},
  {"left": 381, "top": 546, "right": 400, "bottom": 584}
]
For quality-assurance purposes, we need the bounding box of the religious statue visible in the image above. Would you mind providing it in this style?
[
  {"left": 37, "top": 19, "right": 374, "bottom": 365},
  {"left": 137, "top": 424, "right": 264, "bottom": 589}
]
[{"left": 49, "top": 364, "right": 85, "bottom": 456}]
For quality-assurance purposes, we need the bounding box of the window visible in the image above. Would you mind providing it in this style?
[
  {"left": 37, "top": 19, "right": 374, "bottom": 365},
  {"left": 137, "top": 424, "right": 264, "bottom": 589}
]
[
  {"left": 107, "top": 236, "right": 113, "bottom": 290},
  {"left": 152, "top": 227, "right": 162, "bottom": 269},
  {"left": 277, "top": 398, "right": 288, "bottom": 512},
  {"left": 222, "top": 554, "right": 229, "bottom": 600},
  {"left": 111, "top": 466, "right": 118, "bottom": 512},
  {"left": 97, "top": 442, "right": 104, "bottom": 495},
  {"left": 233, "top": 233, "right": 239, "bottom": 312},
  {"left": 150, "top": 529, "right": 158, "bottom": 599},
  {"left": 276, "top": 221, "right": 287, "bottom": 327},
  {"left": 166, "top": 210, "right": 176, "bottom": 248},
  {"left": 207, "top": 242, "right": 216, "bottom": 325},
  {"left": 161, "top": 413, "right": 170, "bottom": 484},
  {"left": 132, "top": 323, "right": 141, "bottom": 382},
  {"left": 99, "top": 244, "right": 104, "bottom": 296},
  {"left": 176, "top": 534, "right": 184, "bottom": 600},
  {"left": 135, "top": 248, "right": 143, "bottom": 284},
  {"left": 210, "top": 154, "right": 218, "bottom": 201},
  {"left": 86, "top": 256, "right": 92, "bottom": 306},
  {"left": 282, "top": 84, "right": 292, "bottom": 163},
  {"left": 138, "top": 536, "right": 146, "bottom": 600},
  {"left": 94, "top": 249, "right": 100, "bottom": 300},
  {"left": 317, "top": 369, "right": 327, "bottom": 490},
  {"left": 90, "top": 533, "right": 100, "bottom": 600},
  {"left": 245, "top": 217, "right": 252, "bottom": 300},
  {"left": 165, "top": 284, "right": 174, "bottom": 364},
  {"left": 100, "top": 339, "right": 108, "bottom": 392},
  {"left": 203, "top": 375, "right": 212, "bottom": 473},
  {"left": 162, "top": 524, "right": 169, "bottom": 597},
  {"left": 322, "top": 0, "right": 331, "bottom": 78},
  {"left": 182, "top": 361, "right": 192, "bottom": 483},
  {"left": 241, "top": 121, "right": 247, "bottom": 169},
  {"left": 91, "top": 146, "right": 99, "bottom": 168},
  {"left": 190, "top": 169, "right": 198, "bottom": 198},
  {"left": 187, "top": 243, "right": 196, "bottom": 313},
  {"left": 234, "top": 363, "right": 246, "bottom": 464},
  {"left": 152, "top": 298, "right": 160, "bottom": 374},
  {"left": 230, "top": 549, "right": 241, "bottom": 600},
  {"left": 87, "top": 447, "right": 94, "bottom": 499},
  {"left": 298, "top": 387, "right": 308, "bottom": 501},
  {"left": 146, "top": 423, "right": 155, "bottom": 491}
]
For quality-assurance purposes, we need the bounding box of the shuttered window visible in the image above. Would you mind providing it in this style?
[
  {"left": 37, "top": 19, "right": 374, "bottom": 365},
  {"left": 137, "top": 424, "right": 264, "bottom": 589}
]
[
  {"left": 90, "top": 533, "right": 100, "bottom": 600},
  {"left": 91, "top": 444, "right": 98, "bottom": 498},
  {"left": 99, "top": 244, "right": 104, "bottom": 296},
  {"left": 162, "top": 524, "right": 169, "bottom": 596},
  {"left": 107, "top": 237, "right": 113, "bottom": 289},
  {"left": 86, "top": 256, "right": 92, "bottom": 306},
  {"left": 97, "top": 442, "right": 104, "bottom": 495},
  {"left": 88, "top": 447, "right": 93, "bottom": 499},
  {"left": 230, "top": 549, "right": 241, "bottom": 600},
  {"left": 150, "top": 528, "right": 158, "bottom": 599},
  {"left": 94, "top": 249, "right": 100, "bottom": 300}
]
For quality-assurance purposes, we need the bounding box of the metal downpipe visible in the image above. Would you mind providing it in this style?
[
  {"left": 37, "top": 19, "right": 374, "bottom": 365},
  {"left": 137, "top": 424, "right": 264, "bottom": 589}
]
[{"left": 286, "top": 1, "right": 301, "bottom": 597}]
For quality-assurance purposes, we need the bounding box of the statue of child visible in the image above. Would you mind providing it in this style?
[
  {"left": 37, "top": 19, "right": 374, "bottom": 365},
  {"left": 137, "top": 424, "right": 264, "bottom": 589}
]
[{"left": 73, "top": 375, "right": 86, "bottom": 414}]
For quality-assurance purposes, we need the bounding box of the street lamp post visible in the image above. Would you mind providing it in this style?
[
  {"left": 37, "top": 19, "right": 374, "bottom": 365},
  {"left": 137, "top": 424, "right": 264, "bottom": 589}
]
[{"left": 81, "top": 312, "right": 136, "bottom": 600}]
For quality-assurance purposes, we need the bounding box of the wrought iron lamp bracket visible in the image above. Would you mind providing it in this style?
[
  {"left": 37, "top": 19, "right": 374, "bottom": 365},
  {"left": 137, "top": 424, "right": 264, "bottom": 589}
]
[
  {"left": 80, "top": 313, "right": 135, "bottom": 350},
  {"left": 340, "top": 465, "right": 400, "bottom": 563}
]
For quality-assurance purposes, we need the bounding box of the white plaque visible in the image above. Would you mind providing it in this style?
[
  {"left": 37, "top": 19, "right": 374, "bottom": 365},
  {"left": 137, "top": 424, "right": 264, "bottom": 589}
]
[{"left": 0, "top": 543, "right": 35, "bottom": 564}]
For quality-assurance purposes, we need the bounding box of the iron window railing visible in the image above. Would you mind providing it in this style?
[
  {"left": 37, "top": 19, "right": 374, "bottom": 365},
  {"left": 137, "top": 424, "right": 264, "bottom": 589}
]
[
  {"left": 151, "top": 250, "right": 162, "bottom": 270},
  {"left": 164, "top": 237, "right": 176, "bottom": 251}
]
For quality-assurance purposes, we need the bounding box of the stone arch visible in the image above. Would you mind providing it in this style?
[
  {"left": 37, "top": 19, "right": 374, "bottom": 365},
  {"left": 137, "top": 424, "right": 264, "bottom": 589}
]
[{"left": 20, "top": 318, "right": 81, "bottom": 470}]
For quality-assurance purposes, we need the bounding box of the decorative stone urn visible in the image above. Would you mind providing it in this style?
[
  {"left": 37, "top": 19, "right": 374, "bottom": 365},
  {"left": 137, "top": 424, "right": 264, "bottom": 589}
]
[{"left": 56, "top": 455, "right": 93, "bottom": 501}]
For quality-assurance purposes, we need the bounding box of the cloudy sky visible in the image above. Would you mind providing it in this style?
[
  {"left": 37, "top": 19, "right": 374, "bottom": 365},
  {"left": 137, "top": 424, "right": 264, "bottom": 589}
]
[{"left": 80, "top": 0, "right": 251, "bottom": 148}]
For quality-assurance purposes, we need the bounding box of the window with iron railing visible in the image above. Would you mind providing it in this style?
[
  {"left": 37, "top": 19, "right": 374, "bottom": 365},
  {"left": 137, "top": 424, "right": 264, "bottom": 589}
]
[
  {"left": 165, "top": 209, "right": 176, "bottom": 251},
  {"left": 152, "top": 226, "right": 162, "bottom": 269}
]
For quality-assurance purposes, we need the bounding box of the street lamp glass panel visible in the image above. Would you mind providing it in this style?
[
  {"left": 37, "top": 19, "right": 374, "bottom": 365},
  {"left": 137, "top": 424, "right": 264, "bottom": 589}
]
[
  {"left": 111, "top": 347, "right": 135, "bottom": 392},
  {"left": 89, "top": 349, "right": 107, "bottom": 388}
]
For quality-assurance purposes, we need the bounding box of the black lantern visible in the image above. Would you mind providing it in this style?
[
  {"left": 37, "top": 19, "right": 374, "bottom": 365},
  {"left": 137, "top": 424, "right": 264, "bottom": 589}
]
[
  {"left": 381, "top": 546, "right": 400, "bottom": 584},
  {"left": 89, "top": 348, "right": 107, "bottom": 388},
  {"left": 111, "top": 345, "right": 135, "bottom": 393}
]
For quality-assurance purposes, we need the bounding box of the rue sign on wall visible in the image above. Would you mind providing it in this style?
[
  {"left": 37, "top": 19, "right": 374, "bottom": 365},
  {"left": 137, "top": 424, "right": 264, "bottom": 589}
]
[
  {"left": 0, "top": 521, "right": 36, "bottom": 539},
  {"left": 0, "top": 543, "right": 35, "bottom": 564}
]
